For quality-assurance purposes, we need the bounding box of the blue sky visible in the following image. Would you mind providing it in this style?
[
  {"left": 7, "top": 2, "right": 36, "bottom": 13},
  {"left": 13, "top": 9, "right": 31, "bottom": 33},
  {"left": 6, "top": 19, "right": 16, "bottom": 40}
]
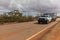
[{"left": 0, "top": 0, "right": 60, "bottom": 16}]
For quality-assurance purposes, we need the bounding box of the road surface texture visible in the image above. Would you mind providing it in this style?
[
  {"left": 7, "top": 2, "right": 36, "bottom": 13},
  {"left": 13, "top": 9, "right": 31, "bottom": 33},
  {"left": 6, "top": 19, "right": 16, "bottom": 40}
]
[
  {"left": 40, "top": 18, "right": 60, "bottom": 40},
  {"left": 0, "top": 21, "right": 55, "bottom": 40}
]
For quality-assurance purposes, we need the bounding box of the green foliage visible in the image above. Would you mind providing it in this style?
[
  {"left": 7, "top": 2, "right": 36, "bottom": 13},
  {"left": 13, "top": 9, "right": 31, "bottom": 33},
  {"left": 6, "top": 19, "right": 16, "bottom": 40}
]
[{"left": 0, "top": 10, "right": 35, "bottom": 24}]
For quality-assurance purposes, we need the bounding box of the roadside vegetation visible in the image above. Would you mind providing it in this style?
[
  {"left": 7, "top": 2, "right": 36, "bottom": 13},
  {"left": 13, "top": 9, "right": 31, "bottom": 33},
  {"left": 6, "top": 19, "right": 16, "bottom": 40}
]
[{"left": 0, "top": 10, "right": 38, "bottom": 24}]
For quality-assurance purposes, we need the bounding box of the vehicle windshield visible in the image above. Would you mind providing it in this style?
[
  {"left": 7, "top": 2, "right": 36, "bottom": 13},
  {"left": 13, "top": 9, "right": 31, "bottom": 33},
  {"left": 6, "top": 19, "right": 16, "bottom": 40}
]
[{"left": 41, "top": 15, "right": 49, "bottom": 17}]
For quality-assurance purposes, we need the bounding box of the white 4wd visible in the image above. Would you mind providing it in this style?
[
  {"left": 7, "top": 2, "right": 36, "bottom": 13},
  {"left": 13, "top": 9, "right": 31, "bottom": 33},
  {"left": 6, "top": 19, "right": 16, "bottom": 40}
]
[{"left": 38, "top": 15, "right": 52, "bottom": 24}]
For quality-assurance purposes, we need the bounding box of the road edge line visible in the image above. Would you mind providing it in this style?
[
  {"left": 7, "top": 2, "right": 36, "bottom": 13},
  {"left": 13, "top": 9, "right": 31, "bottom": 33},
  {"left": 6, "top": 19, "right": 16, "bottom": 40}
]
[{"left": 26, "top": 21, "right": 59, "bottom": 40}]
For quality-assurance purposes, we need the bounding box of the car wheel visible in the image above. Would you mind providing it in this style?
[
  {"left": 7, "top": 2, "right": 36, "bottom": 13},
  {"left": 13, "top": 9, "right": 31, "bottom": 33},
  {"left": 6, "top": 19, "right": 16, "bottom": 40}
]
[
  {"left": 38, "top": 21, "right": 40, "bottom": 24},
  {"left": 46, "top": 21, "right": 49, "bottom": 24}
]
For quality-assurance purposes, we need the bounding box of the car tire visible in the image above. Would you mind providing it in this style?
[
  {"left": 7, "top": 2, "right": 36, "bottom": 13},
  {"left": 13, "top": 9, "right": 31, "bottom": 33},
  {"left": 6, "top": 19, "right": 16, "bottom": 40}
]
[
  {"left": 46, "top": 21, "right": 49, "bottom": 24},
  {"left": 38, "top": 21, "right": 40, "bottom": 24},
  {"left": 52, "top": 19, "right": 56, "bottom": 22}
]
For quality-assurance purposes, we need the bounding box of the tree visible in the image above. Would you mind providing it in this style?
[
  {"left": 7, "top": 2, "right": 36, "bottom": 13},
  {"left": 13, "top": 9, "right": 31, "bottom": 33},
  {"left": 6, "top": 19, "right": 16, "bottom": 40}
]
[
  {"left": 14, "top": 10, "right": 22, "bottom": 16},
  {"left": 8, "top": 10, "right": 22, "bottom": 17}
]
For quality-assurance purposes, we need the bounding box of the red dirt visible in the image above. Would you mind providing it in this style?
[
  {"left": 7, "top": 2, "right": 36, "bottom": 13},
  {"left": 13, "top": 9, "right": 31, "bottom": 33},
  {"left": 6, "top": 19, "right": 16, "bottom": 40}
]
[
  {"left": 41, "top": 22, "right": 60, "bottom": 40},
  {"left": 0, "top": 21, "right": 50, "bottom": 40}
]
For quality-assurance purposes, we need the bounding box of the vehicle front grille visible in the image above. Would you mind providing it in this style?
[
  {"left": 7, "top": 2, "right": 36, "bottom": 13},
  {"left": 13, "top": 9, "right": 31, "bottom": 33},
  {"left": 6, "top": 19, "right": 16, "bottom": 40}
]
[{"left": 39, "top": 18, "right": 46, "bottom": 22}]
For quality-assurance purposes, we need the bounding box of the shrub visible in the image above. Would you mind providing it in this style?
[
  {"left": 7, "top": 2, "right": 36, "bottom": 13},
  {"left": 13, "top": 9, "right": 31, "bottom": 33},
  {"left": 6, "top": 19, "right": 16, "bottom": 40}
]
[{"left": 0, "top": 10, "right": 35, "bottom": 24}]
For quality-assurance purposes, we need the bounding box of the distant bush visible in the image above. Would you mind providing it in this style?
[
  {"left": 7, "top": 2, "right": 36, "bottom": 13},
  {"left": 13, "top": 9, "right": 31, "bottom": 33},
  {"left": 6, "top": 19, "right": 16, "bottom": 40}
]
[{"left": 0, "top": 10, "right": 35, "bottom": 24}]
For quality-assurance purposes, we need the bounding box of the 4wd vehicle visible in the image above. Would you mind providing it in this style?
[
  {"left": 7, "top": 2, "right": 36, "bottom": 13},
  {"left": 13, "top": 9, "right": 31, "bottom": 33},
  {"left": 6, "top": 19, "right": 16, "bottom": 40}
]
[{"left": 38, "top": 13, "right": 57, "bottom": 24}]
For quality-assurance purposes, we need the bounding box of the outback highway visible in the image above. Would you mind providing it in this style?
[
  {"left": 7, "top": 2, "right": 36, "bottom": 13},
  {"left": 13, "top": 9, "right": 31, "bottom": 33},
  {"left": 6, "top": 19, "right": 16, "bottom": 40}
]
[{"left": 0, "top": 18, "right": 59, "bottom": 40}]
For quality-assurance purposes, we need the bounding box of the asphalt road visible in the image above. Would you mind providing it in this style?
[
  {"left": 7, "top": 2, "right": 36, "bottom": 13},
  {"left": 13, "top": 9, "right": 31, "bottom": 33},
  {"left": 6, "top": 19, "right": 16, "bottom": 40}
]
[{"left": 0, "top": 21, "right": 53, "bottom": 40}]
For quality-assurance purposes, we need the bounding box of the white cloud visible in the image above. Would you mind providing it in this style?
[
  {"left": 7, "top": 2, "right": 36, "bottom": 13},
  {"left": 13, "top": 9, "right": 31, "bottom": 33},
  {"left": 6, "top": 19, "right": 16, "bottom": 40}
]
[{"left": 0, "top": 0, "right": 60, "bottom": 13}]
